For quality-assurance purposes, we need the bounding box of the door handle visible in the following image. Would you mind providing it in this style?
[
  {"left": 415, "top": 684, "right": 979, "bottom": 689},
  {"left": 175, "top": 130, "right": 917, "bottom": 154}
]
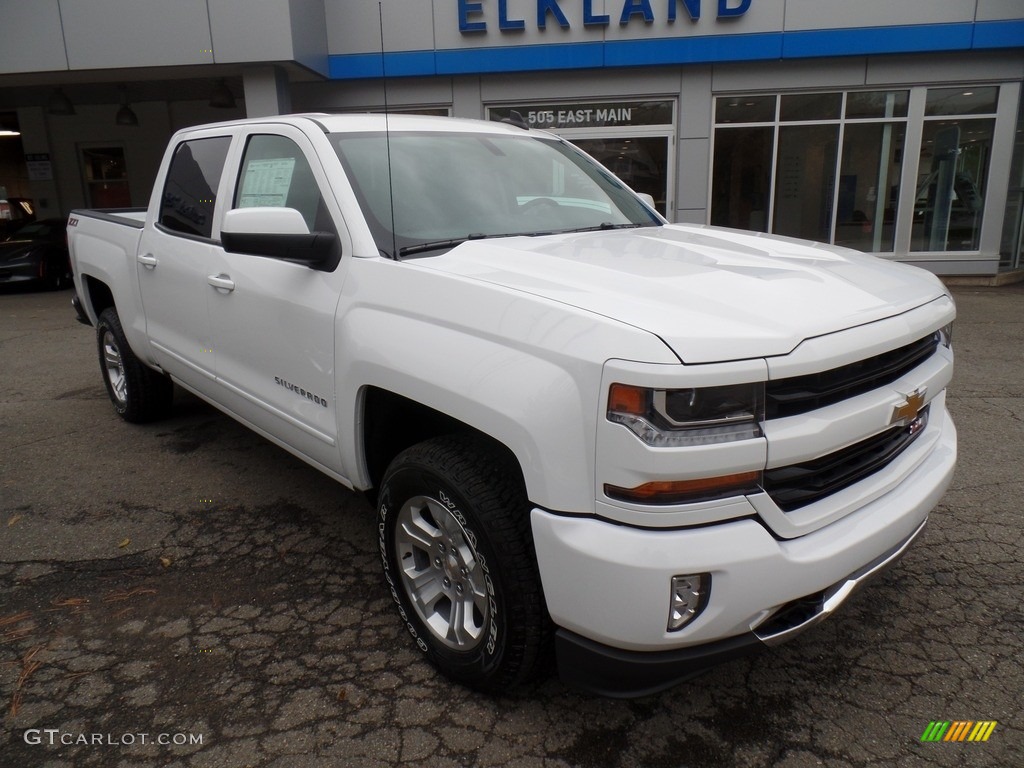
[
  {"left": 207, "top": 274, "right": 235, "bottom": 292},
  {"left": 137, "top": 253, "right": 158, "bottom": 268}
]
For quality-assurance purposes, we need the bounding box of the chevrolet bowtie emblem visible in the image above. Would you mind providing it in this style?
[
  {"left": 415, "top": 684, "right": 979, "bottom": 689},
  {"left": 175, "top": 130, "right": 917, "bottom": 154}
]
[{"left": 891, "top": 387, "right": 927, "bottom": 427}]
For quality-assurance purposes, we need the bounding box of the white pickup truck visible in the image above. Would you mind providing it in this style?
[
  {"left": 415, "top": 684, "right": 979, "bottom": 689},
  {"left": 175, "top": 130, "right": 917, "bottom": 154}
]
[{"left": 69, "top": 114, "right": 956, "bottom": 697}]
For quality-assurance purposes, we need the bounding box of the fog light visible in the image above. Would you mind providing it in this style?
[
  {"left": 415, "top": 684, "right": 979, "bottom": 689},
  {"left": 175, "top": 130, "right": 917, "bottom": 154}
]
[{"left": 668, "top": 573, "right": 710, "bottom": 631}]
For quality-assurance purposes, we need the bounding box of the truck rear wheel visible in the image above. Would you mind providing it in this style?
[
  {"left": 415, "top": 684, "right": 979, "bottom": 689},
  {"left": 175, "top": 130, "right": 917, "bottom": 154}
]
[
  {"left": 96, "top": 307, "right": 173, "bottom": 423},
  {"left": 378, "top": 436, "right": 549, "bottom": 692}
]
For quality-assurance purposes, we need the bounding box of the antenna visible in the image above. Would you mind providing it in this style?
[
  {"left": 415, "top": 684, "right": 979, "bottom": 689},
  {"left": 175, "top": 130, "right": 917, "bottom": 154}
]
[{"left": 379, "top": 3, "right": 398, "bottom": 259}]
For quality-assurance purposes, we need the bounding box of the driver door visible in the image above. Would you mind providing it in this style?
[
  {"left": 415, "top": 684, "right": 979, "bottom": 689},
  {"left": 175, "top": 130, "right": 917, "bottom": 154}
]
[{"left": 206, "top": 128, "right": 345, "bottom": 474}]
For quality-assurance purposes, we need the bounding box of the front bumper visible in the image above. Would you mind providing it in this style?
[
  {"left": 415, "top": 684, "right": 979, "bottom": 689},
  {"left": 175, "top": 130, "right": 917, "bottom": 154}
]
[
  {"left": 554, "top": 517, "right": 927, "bottom": 697},
  {"left": 533, "top": 408, "right": 956, "bottom": 695}
]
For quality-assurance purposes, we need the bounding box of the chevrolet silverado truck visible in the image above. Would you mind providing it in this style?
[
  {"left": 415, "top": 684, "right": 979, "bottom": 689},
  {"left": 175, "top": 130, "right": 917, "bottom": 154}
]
[{"left": 68, "top": 114, "right": 956, "bottom": 697}]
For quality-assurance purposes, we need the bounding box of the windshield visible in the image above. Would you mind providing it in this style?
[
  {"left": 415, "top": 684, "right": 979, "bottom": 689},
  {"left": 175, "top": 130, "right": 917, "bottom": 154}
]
[{"left": 331, "top": 131, "right": 661, "bottom": 258}]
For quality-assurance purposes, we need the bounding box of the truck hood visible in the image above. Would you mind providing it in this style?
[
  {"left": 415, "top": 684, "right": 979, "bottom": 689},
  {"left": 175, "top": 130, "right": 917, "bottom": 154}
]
[{"left": 416, "top": 224, "right": 949, "bottom": 363}]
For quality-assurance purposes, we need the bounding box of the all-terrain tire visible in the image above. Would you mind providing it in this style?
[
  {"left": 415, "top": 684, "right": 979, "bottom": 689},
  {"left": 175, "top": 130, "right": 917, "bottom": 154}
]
[
  {"left": 378, "top": 435, "right": 550, "bottom": 692},
  {"left": 96, "top": 307, "right": 174, "bottom": 423}
]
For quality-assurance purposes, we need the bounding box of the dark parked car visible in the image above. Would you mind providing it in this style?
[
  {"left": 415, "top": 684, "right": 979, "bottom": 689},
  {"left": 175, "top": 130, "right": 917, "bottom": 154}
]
[
  {"left": 0, "top": 218, "right": 71, "bottom": 290},
  {"left": 0, "top": 197, "right": 36, "bottom": 239}
]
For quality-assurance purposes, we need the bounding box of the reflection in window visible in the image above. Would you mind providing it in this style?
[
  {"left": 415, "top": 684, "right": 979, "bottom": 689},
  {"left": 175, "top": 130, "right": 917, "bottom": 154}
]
[
  {"left": 573, "top": 137, "right": 669, "bottom": 215},
  {"left": 711, "top": 88, "right": 1003, "bottom": 255},
  {"left": 235, "top": 134, "right": 330, "bottom": 233},
  {"left": 714, "top": 91, "right": 912, "bottom": 250},
  {"left": 714, "top": 95, "right": 775, "bottom": 124},
  {"left": 159, "top": 137, "right": 230, "bottom": 238},
  {"left": 911, "top": 118, "right": 994, "bottom": 252},
  {"left": 847, "top": 90, "right": 909, "bottom": 119},
  {"left": 711, "top": 126, "right": 773, "bottom": 232},
  {"left": 925, "top": 87, "right": 999, "bottom": 117},
  {"left": 999, "top": 97, "right": 1024, "bottom": 270},
  {"left": 83, "top": 146, "right": 131, "bottom": 209},
  {"left": 780, "top": 92, "right": 841, "bottom": 122},
  {"left": 835, "top": 123, "right": 905, "bottom": 252},
  {"left": 333, "top": 132, "right": 657, "bottom": 257},
  {"left": 773, "top": 124, "right": 839, "bottom": 242}
]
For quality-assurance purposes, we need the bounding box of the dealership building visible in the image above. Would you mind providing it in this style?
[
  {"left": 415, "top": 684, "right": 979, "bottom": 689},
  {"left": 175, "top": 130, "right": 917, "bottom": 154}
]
[{"left": 1, "top": 0, "right": 1022, "bottom": 278}]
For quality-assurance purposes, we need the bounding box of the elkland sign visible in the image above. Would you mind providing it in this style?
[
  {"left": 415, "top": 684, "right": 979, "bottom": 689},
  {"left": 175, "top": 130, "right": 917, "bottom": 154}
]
[
  {"left": 326, "top": 4, "right": 1022, "bottom": 80},
  {"left": 458, "top": 0, "right": 752, "bottom": 33}
]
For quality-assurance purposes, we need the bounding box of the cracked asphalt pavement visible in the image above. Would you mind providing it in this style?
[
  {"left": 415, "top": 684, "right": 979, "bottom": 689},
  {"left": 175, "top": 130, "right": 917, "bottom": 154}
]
[{"left": 1, "top": 283, "right": 1021, "bottom": 767}]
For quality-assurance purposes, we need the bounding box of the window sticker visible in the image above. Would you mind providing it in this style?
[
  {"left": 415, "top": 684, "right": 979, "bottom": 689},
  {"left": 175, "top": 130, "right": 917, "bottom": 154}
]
[{"left": 238, "top": 158, "right": 295, "bottom": 207}]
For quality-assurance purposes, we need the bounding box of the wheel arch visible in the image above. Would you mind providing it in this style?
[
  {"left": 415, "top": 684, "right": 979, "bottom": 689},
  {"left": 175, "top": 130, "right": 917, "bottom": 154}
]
[
  {"left": 361, "top": 387, "right": 526, "bottom": 499},
  {"left": 81, "top": 275, "right": 115, "bottom": 323}
]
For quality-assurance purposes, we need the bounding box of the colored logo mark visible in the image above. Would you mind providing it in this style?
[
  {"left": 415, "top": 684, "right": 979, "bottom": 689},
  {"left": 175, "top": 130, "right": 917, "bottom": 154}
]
[{"left": 921, "top": 721, "right": 997, "bottom": 742}]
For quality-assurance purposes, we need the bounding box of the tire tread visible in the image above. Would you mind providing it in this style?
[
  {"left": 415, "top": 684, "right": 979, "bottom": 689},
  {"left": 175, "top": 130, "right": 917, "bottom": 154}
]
[
  {"left": 97, "top": 307, "right": 174, "bottom": 423},
  {"left": 382, "top": 435, "right": 551, "bottom": 692}
]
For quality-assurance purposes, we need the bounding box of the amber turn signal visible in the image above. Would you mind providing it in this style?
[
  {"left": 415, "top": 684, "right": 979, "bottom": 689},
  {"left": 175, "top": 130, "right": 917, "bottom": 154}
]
[{"left": 605, "top": 471, "right": 762, "bottom": 505}]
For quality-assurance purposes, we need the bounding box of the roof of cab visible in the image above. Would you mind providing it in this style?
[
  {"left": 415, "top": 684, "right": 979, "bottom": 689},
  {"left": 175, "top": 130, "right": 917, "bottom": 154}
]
[{"left": 179, "top": 112, "right": 538, "bottom": 137}]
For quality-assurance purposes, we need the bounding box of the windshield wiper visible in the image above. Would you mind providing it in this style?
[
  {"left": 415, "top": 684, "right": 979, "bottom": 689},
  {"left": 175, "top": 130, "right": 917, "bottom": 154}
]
[
  {"left": 397, "top": 231, "right": 550, "bottom": 257},
  {"left": 396, "top": 222, "right": 654, "bottom": 257},
  {"left": 398, "top": 235, "right": 485, "bottom": 258},
  {"left": 561, "top": 222, "right": 653, "bottom": 234}
]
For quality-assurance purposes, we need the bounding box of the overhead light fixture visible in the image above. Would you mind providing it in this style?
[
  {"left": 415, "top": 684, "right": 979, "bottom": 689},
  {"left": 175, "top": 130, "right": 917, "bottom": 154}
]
[
  {"left": 0, "top": 113, "right": 19, "bottom": 137},
  {"left": 116, "top": 85, "right": 139, "bottom": 126},
  {"left": 208, "top": 79, "right": 236, "bottom": 109},
  {"left": 47, "top": 88, "right": 75, "bottom": 116}
]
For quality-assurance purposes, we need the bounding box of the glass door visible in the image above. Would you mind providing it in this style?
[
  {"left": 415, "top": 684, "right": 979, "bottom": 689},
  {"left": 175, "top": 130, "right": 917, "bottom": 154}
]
[
  {"left": 569, "top": 136, "right": 670, "bottom": 217},
  {"left": 81, "top": 146, "right": 131, "bottom": 208},
  {"left": 488, "top": 101, "right": 675, "bottom": 218}
]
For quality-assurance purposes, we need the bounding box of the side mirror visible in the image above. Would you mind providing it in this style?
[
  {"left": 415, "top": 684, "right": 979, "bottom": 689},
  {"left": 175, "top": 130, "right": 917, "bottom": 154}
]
[
  {"left": 221, "top": 207, "right": 338, "bottom": 270},
  {"left": 637, "top": 193, "right": 657, "bottom": 210}
]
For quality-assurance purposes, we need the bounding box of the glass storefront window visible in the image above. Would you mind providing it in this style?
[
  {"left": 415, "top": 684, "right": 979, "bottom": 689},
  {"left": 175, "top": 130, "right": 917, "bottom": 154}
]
[
  {"left": 846, "top": 90, "right": 909, "bottom": 119},
  {"left": 998, "top": 96, "right": 1024, "bottom": 270},
  {"left": 713, "top": 85, "right": 1003, "bottom": 256},
  {"left": 912, "top": 85, "right": 998, "bottom": 252},
  {"left": 925, "top": 87, "right": 999, "bottom": 116},
  {"left": 911, "top": 118, "right": 994, "bottom": 251},
  {"left": 715, "top": 95, "right": 776, "bottom": 124},
  {"left": 711, "top": 126, "right": 773, "bottom": 231},
  {"left": 715, "top": 91, "right": 908, "bottom": 250},
  {"left": 773, "top": 124, "right": 840, "bottom": 241},
  {"left": 780, "top": 92, "right": 841, "bottom": 122},
  {"left": 836, "top": 123, "right": 905, "bottom": 252}
]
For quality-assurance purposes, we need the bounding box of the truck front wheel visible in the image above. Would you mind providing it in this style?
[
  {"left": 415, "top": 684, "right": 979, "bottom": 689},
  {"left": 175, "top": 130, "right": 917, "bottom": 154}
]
[
  {"left": 378, "top": 436, "right": 549, "bottom": 692},
  {"left": 96, "top": 307, "right": 173, "bottom": 423}
]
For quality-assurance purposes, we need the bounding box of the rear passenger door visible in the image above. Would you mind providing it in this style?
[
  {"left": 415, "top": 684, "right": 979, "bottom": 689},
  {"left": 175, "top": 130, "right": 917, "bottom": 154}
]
[
  {"left": 206, "top": 128, "right": 345, "bottom": 475},
  {"left": 137, "top": 134, "right": 232, "bottom": 388}
]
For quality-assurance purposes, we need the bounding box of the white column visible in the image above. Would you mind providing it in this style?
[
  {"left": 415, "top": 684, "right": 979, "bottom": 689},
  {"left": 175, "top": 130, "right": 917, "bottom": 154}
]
[
  {"left": 243, "top": 66, "right": 292, "bottom": 118},
  {"left": 15, "top": 107, "right": 63, "bottom": 217}
]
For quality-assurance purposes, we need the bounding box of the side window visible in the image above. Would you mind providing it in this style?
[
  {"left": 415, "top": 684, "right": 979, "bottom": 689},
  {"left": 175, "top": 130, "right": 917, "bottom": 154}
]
[
  {"left": 234, "top": 134, "right": 332, "bottom": 232},
  {"left": 159, "top": 137, "right": 231, "bottom": 238}
]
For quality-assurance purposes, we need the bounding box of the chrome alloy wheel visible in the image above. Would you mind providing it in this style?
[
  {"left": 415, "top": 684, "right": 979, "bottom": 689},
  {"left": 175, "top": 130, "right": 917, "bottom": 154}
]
[
  {"left": 102, "top": 330, "right": 127, "bottom": 406},
  {"left": 394, "top": 495, "right": 490, "bottom": 651}
]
